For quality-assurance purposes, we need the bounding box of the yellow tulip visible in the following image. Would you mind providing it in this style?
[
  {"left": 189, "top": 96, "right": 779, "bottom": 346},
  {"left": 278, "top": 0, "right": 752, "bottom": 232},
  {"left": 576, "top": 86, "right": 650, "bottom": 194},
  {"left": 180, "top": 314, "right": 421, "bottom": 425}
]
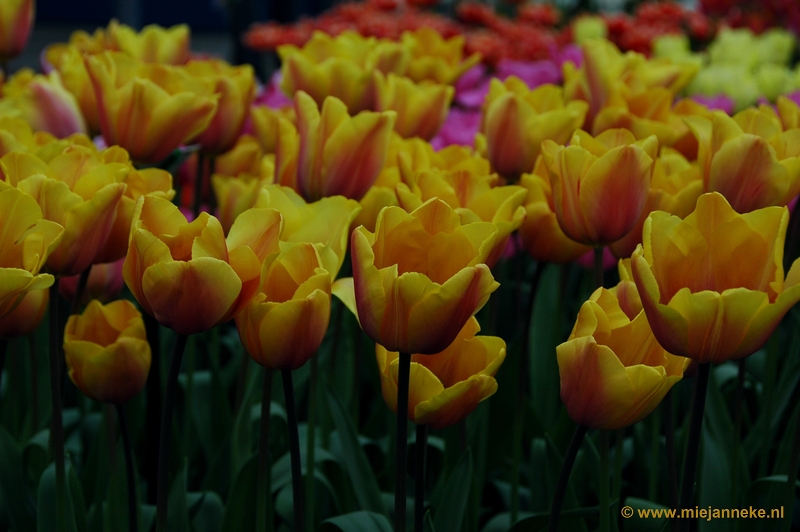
[
  {"left": 64, "top": 299, "right": 151, "bottom": 404},
  {"left": 371, "top": 72, "right": 453, "bottom": 141},
  {"left": 0, "top": 0, "right": 34, "bottom": 62},
  {"left": 482, "top": 77, "right": 587, "bottom": 180},
  {"left": 631, "top": 192, "right": 800, "bottom": 363},
  {"left": 349, "top": 198, "right": 499, "bottom": 354},
  {"left": 2, "top": 69, "right": 87, "bottom": 138},
  {"left": 399, "top": 28, "right": 480, "bottom": 85},
  {"left": 1, "top": 147, "right": 126, "bottom": 276},
  {"left": 123, "top": 196, "right": 283, "bottom": 335},
  {"left": 517, "top": 157, "right": 592, "bottom": 264},
  {"left": 250, "top": 105, "right": 295, "bottom": 155},
  {"left": 542, "top": 129, "right": 658, "bottom": 246},
  {"left": 609, "top": 259, "right": 643, "bottom": 320},
  {"left": 290, "top": 91, "right": 395, "bottom": 202},
  {"left": 557, "top": 286, "right": 688, "bottom": 430},
  {"left": 685, "top": 110, "right": 800, "bottom": 213},
  {"left": 0, "top": 287, "right": 47, "bottom": 338},
  {"left": 254, "top": 184, "right": 360, "bottom": 278},
  {"left": 0, "top": 115, "right": 35, "bottom": 156},
  {"left": 0, "top": 186, "right": 62, "bottom": 318},
  {"left": 84, "top": 51, "right": 218, "bottom": 164},
  {"left": 376, "top": 317, "right": 504, "bottom": 429},
  {"left": 236, "top": 242, "right": 331, "bottom": 370},
  {"left": 184, "top": 59, "right": 256, "bottom": 154},
  {"left": 107, "top": 20, "right": 190, "bottom": 65}
]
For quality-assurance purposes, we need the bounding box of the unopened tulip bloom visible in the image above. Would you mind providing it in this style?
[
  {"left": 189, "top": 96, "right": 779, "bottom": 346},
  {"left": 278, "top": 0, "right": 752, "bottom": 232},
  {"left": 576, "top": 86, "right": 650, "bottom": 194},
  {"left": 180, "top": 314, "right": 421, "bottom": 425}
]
[
  {"left": 108, "top": 20, "right": 190, "bottom": 65},
  {"left": 632, "top": 192, "right": 800, "bottom": 363},
  {"left": 0, "top": 0, "right": 34, "bottom": 63},
  {"left": 185, "top": 59, "right": 256, "bottom": 154},
  {"left": 372, "top": 72, "right": 453, "bottom": 141},
  {"left": 376, "top": 317, "right": 505, "bottom": 429},
  {"left": 686, "top": 110, "right": 800, "bottom": 213},
  {"left": 518, "top": 157, "right": 592, "bottom": 263},
  {"left": 0, "top": 187, "right": 62, "bottom": 318},
  {"left": 254, "top": 184, "right": 361, "bottom": 278},
  {"left": 542, "top": 129, "right": 658, "bottom": 246},
  {"left": 123, "top": 196, "right": 283, "bottom": 335},
  {"left": 350, "top": 198, "right": 499, "bottom": 354},
  {"left": 288, "top": 91, "right": 396, "bottom": 202},
  {"left": 64, "top": 299, "right": 151, "bottom": 404},
  {"left": 0, "top": 287, "right": 47, "bottom": 338},
  {"left": 236, "top": 242, "right": 331, "bottom": 370},
  {"left": 0, "top": 147, "right": 125, "bottom": 276},
  {"left": 558, "top": 287, "right": 688, "bottom": 430},
  {"left": 481, "top": 78, "right": 587, "bottom": 181},
  {"left": 85, "top": 52, "right": 218, "bottom": 164},
  {"left": 2, "top": 69, "right": 87, "bottom": 138}
]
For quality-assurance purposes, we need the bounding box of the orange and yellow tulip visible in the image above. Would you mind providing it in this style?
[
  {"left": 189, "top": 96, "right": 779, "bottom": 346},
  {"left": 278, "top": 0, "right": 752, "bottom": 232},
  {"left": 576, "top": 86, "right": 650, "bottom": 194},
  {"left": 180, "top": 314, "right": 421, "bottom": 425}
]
[
  {"left": 481, "top": 78, "right": 587, "bottom": 180},
  {"left": 349, "top": 198, "right": 499, "bottom": 354},
  {"left": 0, "top": 0, "right": 34, "bottom": 62},
  {"left": 64, "top": 299, "right": 151, "bottom": 404},
  {"left": 2, "top": 69, "right": 87, "bottom": 138},
  {"left": 399, "top": 28, "right": 480, "bottom": 85},
  {"left": 631, "top": 192, "right": 800, "bottom": 363},
  {"left": 123, "top": 196, "right": 283, "bottom": 335},
  {"left": 376, "top": 317, "right": 505, "bottom": 429},
  {"left": 236, "top": 242, "right": 331, "bottom": 370},
  {"left": 557, "top": 286, "right": 688, "bottom": 430},
  {"left": 0, "top": 287, "right": 47, "bottom": 338},
  {"left": 107, "top": 20, "right": 190, "bottom": 65},
  {"left": 85, "top": 51, "right": 218, "bottom": 164},
  {"left": 371, "top": 72, "right": 453, "bottom": 141},
  {"left": 542, "top": 129, "right": 658, "bottom": 247}
]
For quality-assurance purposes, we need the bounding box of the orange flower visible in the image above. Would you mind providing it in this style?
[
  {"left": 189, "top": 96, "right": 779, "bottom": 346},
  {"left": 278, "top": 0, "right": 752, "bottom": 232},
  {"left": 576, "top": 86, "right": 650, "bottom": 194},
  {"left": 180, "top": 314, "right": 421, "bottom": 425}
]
[{"left": 0, "top": 0, "right": 34, "bottom": 62}]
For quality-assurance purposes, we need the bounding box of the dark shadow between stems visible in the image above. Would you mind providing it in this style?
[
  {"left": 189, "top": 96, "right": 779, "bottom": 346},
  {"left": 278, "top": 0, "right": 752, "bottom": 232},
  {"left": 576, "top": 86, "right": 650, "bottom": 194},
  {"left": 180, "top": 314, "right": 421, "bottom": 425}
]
[
  {"left": 549, "top": 424, "right": 589, "bottom": 532},
  {"left": 48, "top": 283, "right": 67, "bottom": 532},
  {"left": 281, "top": 369, "right": 305, "bottom": 532},
  {"left": 396, "top": 352, "right": 412, "bottom": 532},
  {"left": 117, "top": 403, "right": 138, "bottom": 532}
]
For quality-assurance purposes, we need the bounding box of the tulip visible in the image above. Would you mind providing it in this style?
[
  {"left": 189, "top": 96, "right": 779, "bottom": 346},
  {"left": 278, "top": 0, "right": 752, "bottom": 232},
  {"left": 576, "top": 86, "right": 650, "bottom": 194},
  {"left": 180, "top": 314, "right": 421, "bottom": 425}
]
[
  {"left": 685, "top": 110, "right": 800, "bottom": 213},
  {"left": 371, "top": 72, "right": 453, "bottom": 141},
  {"left": 235, "top": 242, "right": 331, "bottom": 370},
  {"left": 349, "top": 198, "right": 499, "bottom": 354},
  {"left": 85, "top": 51, "right": 218, "bottom": 164},
  {"left": 123, "top": 195, "right": 283, "bottom": 335},
  {"left": 0, "top": 0, "right": 34, "bottom": 63},
  {"left": 376, "top": 317, "right": 505, "bottom": 429},
  {"left": 609, "top": 259, "right": 643, "bottom": 320},
  {"left": 0, "top": 147, "right": 126, "bottom": 276},
  {"left": 59, "top": 259, "right": 124, "bottom": 306},
  {"left": 63, "top": 299, "right": 151, "bottom": 404},
  {"left": 0, "top": 186, "right": 62, "bottom": 318},
  {"left": 108, "top": 20, "right": 190, "bottom": 65},
  {"left": 289, "top": 91, "right": 395, "bottom": 202},
  {"left": 44, "top": 46, "right": 103, "bottom": 133},
  {"left": 517, "top": 157, "right": 592, "bottom": 263},
  {"left": 481, "top": 77, "right": 587, "bottom": 180},
  {"left": 400, "top": 28, "right": 480, "bottom": 85},
  {"left": 254, "top": 184, "right": 360, "bottom": 278},
  {"left": 0, "top": 287, "right": 47, "bottom": 338},
  {"left": 0, "top": 115, "right": 35, "bottom": 156},
  {"left": 557, "top": 286, "right": 688, "bottom": 430},
  {"left": 2, "top": 69, "right": 87, "bottom": 138},
  {"left": 631, "top": 192, "right": 800, "bottom": 363},
  {"left": 250, "top": 105, "right": 295, "bottom": 155},
  {"left": 777, "top": 96, "right": 800, "bottom": 131},
  {"left": 396, "top": 168, "right": 526, "bottom": 268},
  {"left": 185, "top": 59, "right": 256, "bottom": 154},
  {"left": 542, "top": 129, "right": 658, "bottom": 247},
  {"left": 591, "top": 86, "right": 683, "bottom": 148}
]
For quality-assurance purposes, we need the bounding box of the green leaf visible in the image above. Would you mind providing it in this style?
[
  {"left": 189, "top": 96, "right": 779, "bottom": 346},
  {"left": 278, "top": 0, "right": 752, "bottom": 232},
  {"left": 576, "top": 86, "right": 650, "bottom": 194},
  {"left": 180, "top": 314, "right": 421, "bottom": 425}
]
[
  {"left": 424, "top": 510, "right": 436, "bottom": 532},
  {"left": 326, "top": 387, "right": 385, "bottom": 514},
  {"left": 191, "top": 491, "right": 224, "bottom": 532},
  {"left": 167, "top": 461, "right": 190, "bottom": 532},
  {"left": 37, "top": 462, "right": 77, "bottom": 532},
  {"left": 319, "top": 511, "right": 394, "bottom": 532},
  {"left": 433, "top": 449, "right": 472, "bottom": 532},
  {"left": 0, "top": 425, "right": 36, "bottom": 531},
  {"left": 67, "top": 459, "right": 87, "bottom": 532},
  {"left": 221, "top": 454, "right": 258, "bottom": 532}
]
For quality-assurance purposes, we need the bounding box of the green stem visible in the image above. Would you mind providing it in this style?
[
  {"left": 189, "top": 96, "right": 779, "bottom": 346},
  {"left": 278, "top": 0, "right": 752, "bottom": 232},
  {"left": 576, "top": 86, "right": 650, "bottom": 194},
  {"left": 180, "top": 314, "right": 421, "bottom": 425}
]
[
  {"left": 414, "top": 424, "right": 428, "bottom": 532},
  {"left": 0, "top": 338, "right": 7, "bottom": 398},
  {"left": 143, "top": 313, "right": 161, "bottom": 503},
  {"left": 305, "top": 354, "right": 318, "bottom": 530},
  {"left": 68, "top": 266, "right": 92, "bottom": 316},
  {"left": 117, "top": 404, "right": 138, "bottom": 532},
  {"left": 155, "top": 333, "right": 188, "bottom": 532},
  {"left": 594, "top": 247, "right": 604, "bottom": 289},
  {"left": 29, "top": 334, "right": 39, "bottom": 430},
  {"left": 599, "top": 431, "right": 610, "bottom": 532},
  {"left": 649, "top": 410, "right": 660, "bottom": 501},
  {"left": 48, "top": 284, "right": 67, "bottom": 532},
  {"left": 257, "top": 369, "right": 274, "bottom": 532},
  {"left": 612, "top": 430, "right": 623, "bottom": 532},
  {"left": 678, "top": 363, "right": 710, "bottom": 532},
  {"left": 281, "top": 370, "right": 305, "bottom": 532},
  {"left": 396, "top": 352, "right": 411, "bottom": 532},
  {"left": 781, "top": 403, "right": 800, "bottom": 532},
  {"left": 732, "top": 358, "right": 746, "bottom": 508},
  {"left": 663, "top": 391, "right": 679, "bottom": 517},
  {"left": 760, "top": 334, "right": 779, "bottom": 477},
  {"left": 549, "top": 425, "right": 589, "bottom": 532}
]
